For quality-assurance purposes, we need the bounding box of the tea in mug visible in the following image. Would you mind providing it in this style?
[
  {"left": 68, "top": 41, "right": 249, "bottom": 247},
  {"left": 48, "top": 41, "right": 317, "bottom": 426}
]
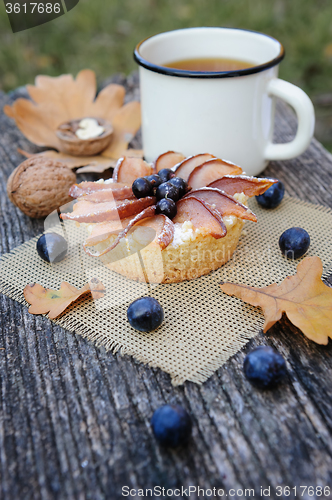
[{"left": 163, "top": 57, "right": 255, "bottom": 72}]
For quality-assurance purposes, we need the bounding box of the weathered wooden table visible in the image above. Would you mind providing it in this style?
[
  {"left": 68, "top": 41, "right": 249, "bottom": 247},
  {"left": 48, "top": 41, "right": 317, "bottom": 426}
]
[{"left": 1, "top": 76, "right": 332, "bottom": 500}]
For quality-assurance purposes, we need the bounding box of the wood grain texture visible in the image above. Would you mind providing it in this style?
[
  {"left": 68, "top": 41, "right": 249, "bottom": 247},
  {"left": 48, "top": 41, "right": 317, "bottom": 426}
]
[{"left": 1, "top": 75, "right": 332, "bottom": 500}]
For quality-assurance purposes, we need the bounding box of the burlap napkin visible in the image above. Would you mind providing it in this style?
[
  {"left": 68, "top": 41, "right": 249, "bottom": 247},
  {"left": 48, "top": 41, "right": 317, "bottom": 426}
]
[{"left": 1, "top": 196, "right": 332, "bottom": 385}]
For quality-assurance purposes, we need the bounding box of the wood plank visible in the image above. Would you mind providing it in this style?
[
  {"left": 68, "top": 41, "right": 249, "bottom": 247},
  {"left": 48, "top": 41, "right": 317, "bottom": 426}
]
[{"left": 1, "top": 76, "right": 332, "bottom": 499}]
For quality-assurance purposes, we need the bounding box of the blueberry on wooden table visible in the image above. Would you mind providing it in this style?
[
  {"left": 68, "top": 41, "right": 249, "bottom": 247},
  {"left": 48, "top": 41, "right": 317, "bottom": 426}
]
[
  {"left": 127, "top": 297, "right": 164, "bottom": 332},
  {"left": 279, "top": 227, "right": 310, "bottom": 259},
  {"left": 256, "top": 180, "right": 285, "bottom": 208},
  {"left": 243, "top": 346, "right": 287, "bottom": 389},
  {"left": 36, "top": 233, "right": 68, "bottom": 263},
  {"left": 151, "top": 404, "right": 192, "bottom": 447}
]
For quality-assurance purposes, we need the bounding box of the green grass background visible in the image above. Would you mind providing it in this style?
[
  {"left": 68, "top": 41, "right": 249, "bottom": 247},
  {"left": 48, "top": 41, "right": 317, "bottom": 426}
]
[{"left": 1, "top": 0, "right": 332, "bottom": 148}]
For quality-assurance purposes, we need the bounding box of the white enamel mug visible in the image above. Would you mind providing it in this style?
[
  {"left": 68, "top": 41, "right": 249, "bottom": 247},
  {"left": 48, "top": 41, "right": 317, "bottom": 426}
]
[{"left": 134, "top": 27, "right": 315, "bottom": 176}]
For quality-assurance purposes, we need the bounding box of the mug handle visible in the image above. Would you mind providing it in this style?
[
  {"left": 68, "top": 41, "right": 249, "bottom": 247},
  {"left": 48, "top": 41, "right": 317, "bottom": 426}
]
[{"left": 264, "top": 78, "right": 315, "bottom": 161}]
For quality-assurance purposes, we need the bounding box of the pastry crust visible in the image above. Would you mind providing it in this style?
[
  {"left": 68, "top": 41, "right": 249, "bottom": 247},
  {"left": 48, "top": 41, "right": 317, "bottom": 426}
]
[{"left": 88, "top": 215, "right": 244, "bottom": 284}]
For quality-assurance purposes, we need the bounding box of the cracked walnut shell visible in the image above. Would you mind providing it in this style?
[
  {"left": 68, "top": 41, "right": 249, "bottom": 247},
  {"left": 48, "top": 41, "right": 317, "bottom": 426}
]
[
  {"left": 7, "top": 156, "right": 76, "bottom": 218},
  {"left": 56, "top": 118, "right": 113, "bottom": 156}
]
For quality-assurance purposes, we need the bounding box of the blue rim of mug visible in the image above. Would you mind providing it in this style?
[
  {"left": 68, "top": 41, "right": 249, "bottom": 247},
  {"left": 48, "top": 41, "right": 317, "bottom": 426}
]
[{"left": 134, "top": 27, "right": 285, "bottom": 78}]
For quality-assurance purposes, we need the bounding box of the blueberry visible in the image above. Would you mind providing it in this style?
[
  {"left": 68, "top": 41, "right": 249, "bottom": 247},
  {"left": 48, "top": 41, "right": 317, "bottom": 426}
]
[
  {"left": 36, "top": 233, "right": 68, "bottom": 263},
  {"left": 156, "top": 182, "right": 180, "bottom": 202},
  {"left": 158, "top": 168, "right": 175, "bottom": 183},
  {"left": 244, "top": 346, "right": 287, "bottom": 389},
  {"left": 132, "top": 177, "right": 152, "bottom": 198},
  {"left": 279, "top": 227, "right": 310, "bottom": 259},
  {"left": 168, "top": 177, "right": 188, "bottom": 198},
  {"left": 146, "top": 174, "right": 163, "bottom": 189},
  {"left": 127, "top": 297, "right": 164, "bottom": 332},
  {"left": 256, "top": 180, "right": 285, "bottom": 208},
  {"left": 151, "top": 404, "right": 192, "bottom": 447},
  {"left": 156, "top": 198, "right": 177, "bottom": 219}
]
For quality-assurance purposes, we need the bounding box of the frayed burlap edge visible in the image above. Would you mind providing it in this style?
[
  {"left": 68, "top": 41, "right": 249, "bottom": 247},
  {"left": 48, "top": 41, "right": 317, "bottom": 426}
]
[{"left": 1, "top": 195, "right": 332, "bottom": 385}]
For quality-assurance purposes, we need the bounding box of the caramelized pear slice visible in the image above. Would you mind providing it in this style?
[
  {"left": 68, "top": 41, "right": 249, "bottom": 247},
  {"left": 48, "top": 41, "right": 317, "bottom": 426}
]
[
  {"left": 69, "top": 181, "right": 133, "bottom": 201},
  {"left": 154, "top": 151, "right": 186, "bottom": 172},
  {"left": 130, "top": 214, "right": 174, "bottom": 250},
  {"left": 84, "top": 206, "right": 157, "bottom": 257},
  {"left": 85, "top": 216, "right": 134, "bottom": 246},
  {"left": 61, "top": 196, "right": 156, "bottom": 223},
  {"left": 173, "top": 196, "right": 226, "bottom": 238},
  {"left": 207, "top": 175, "right": 278, "bottom": 197},
  {"left": 112, "top": 157, "right": 152, "bottom": 183},
  {"left": 173, "top": 153, "right": 216, "bottom": 180},
  {"left": 185, "top": 188, "right": 257, "bottom": 221},
  {"left": 78, "top": 189, "right": 135, "bottom": 203},
  {"left": 187, "top": 158, "right": 243, "bottom": 189}
]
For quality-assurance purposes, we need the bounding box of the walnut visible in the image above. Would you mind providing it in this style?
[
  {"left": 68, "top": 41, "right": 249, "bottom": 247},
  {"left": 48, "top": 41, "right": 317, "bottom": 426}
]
[
  {"left": 7, "top": 156, "right": 76, "bottom": 218},
  {"left": 56, "top": 117, "right": 113, "bottom": 156}
]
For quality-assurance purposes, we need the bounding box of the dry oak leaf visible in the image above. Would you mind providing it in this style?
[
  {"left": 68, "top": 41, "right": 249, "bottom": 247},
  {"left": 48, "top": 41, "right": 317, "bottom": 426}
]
[
  {"left": 4, "top": 69, "right": 141, "bottom": 168},
  {"left": 19, "top": 148, "right": 117, "bottom": 172},
  {"left": 24, "top": 278, "right": 106, "bottom": 319},
  {"left": 18, "top": 148, "right": 144, "bottom": 174},
  {"left": 220, "top": 256, "right": 332, "bottom": 345}
]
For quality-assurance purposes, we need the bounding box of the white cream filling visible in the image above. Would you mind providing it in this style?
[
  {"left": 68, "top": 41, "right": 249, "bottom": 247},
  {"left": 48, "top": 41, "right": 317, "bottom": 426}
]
[
  {"left": 95, "top": 178, "right": 114, "bottom": 184},
  {"left": 76, "top": 118, "right": 105, "bottom": 140},
  {"left": 170, "top": 221, "right": 196, "bottom": 249}
]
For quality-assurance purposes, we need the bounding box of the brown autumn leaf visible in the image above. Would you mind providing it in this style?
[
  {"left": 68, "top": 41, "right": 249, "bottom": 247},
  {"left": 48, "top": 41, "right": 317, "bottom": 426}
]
[
  {"left": 19, "top": 148, "right": 117, "bottom": 171},
  {"left": 101, "top": 102, "right": 141, "bottom": 159},
  {"left": 18, "top": 148, "right": 144, "bottom": 174},
  {"left": 220, "top": 256, "right": 332, "bottom": 345},
  {"left": 76, "top": 149, "right": 143, "bottom": 174},
  {"left": 4, "top": 69, "right": 141, "bottom": 165},
  {"left": 24, "top": 278, "right": 106, "bottom": 319}
]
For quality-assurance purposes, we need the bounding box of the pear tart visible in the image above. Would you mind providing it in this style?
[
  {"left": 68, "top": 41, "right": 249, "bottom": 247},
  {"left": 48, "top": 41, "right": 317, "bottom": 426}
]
[{"left": 61, "top": 152, "right": 277, "bottom": 283}]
